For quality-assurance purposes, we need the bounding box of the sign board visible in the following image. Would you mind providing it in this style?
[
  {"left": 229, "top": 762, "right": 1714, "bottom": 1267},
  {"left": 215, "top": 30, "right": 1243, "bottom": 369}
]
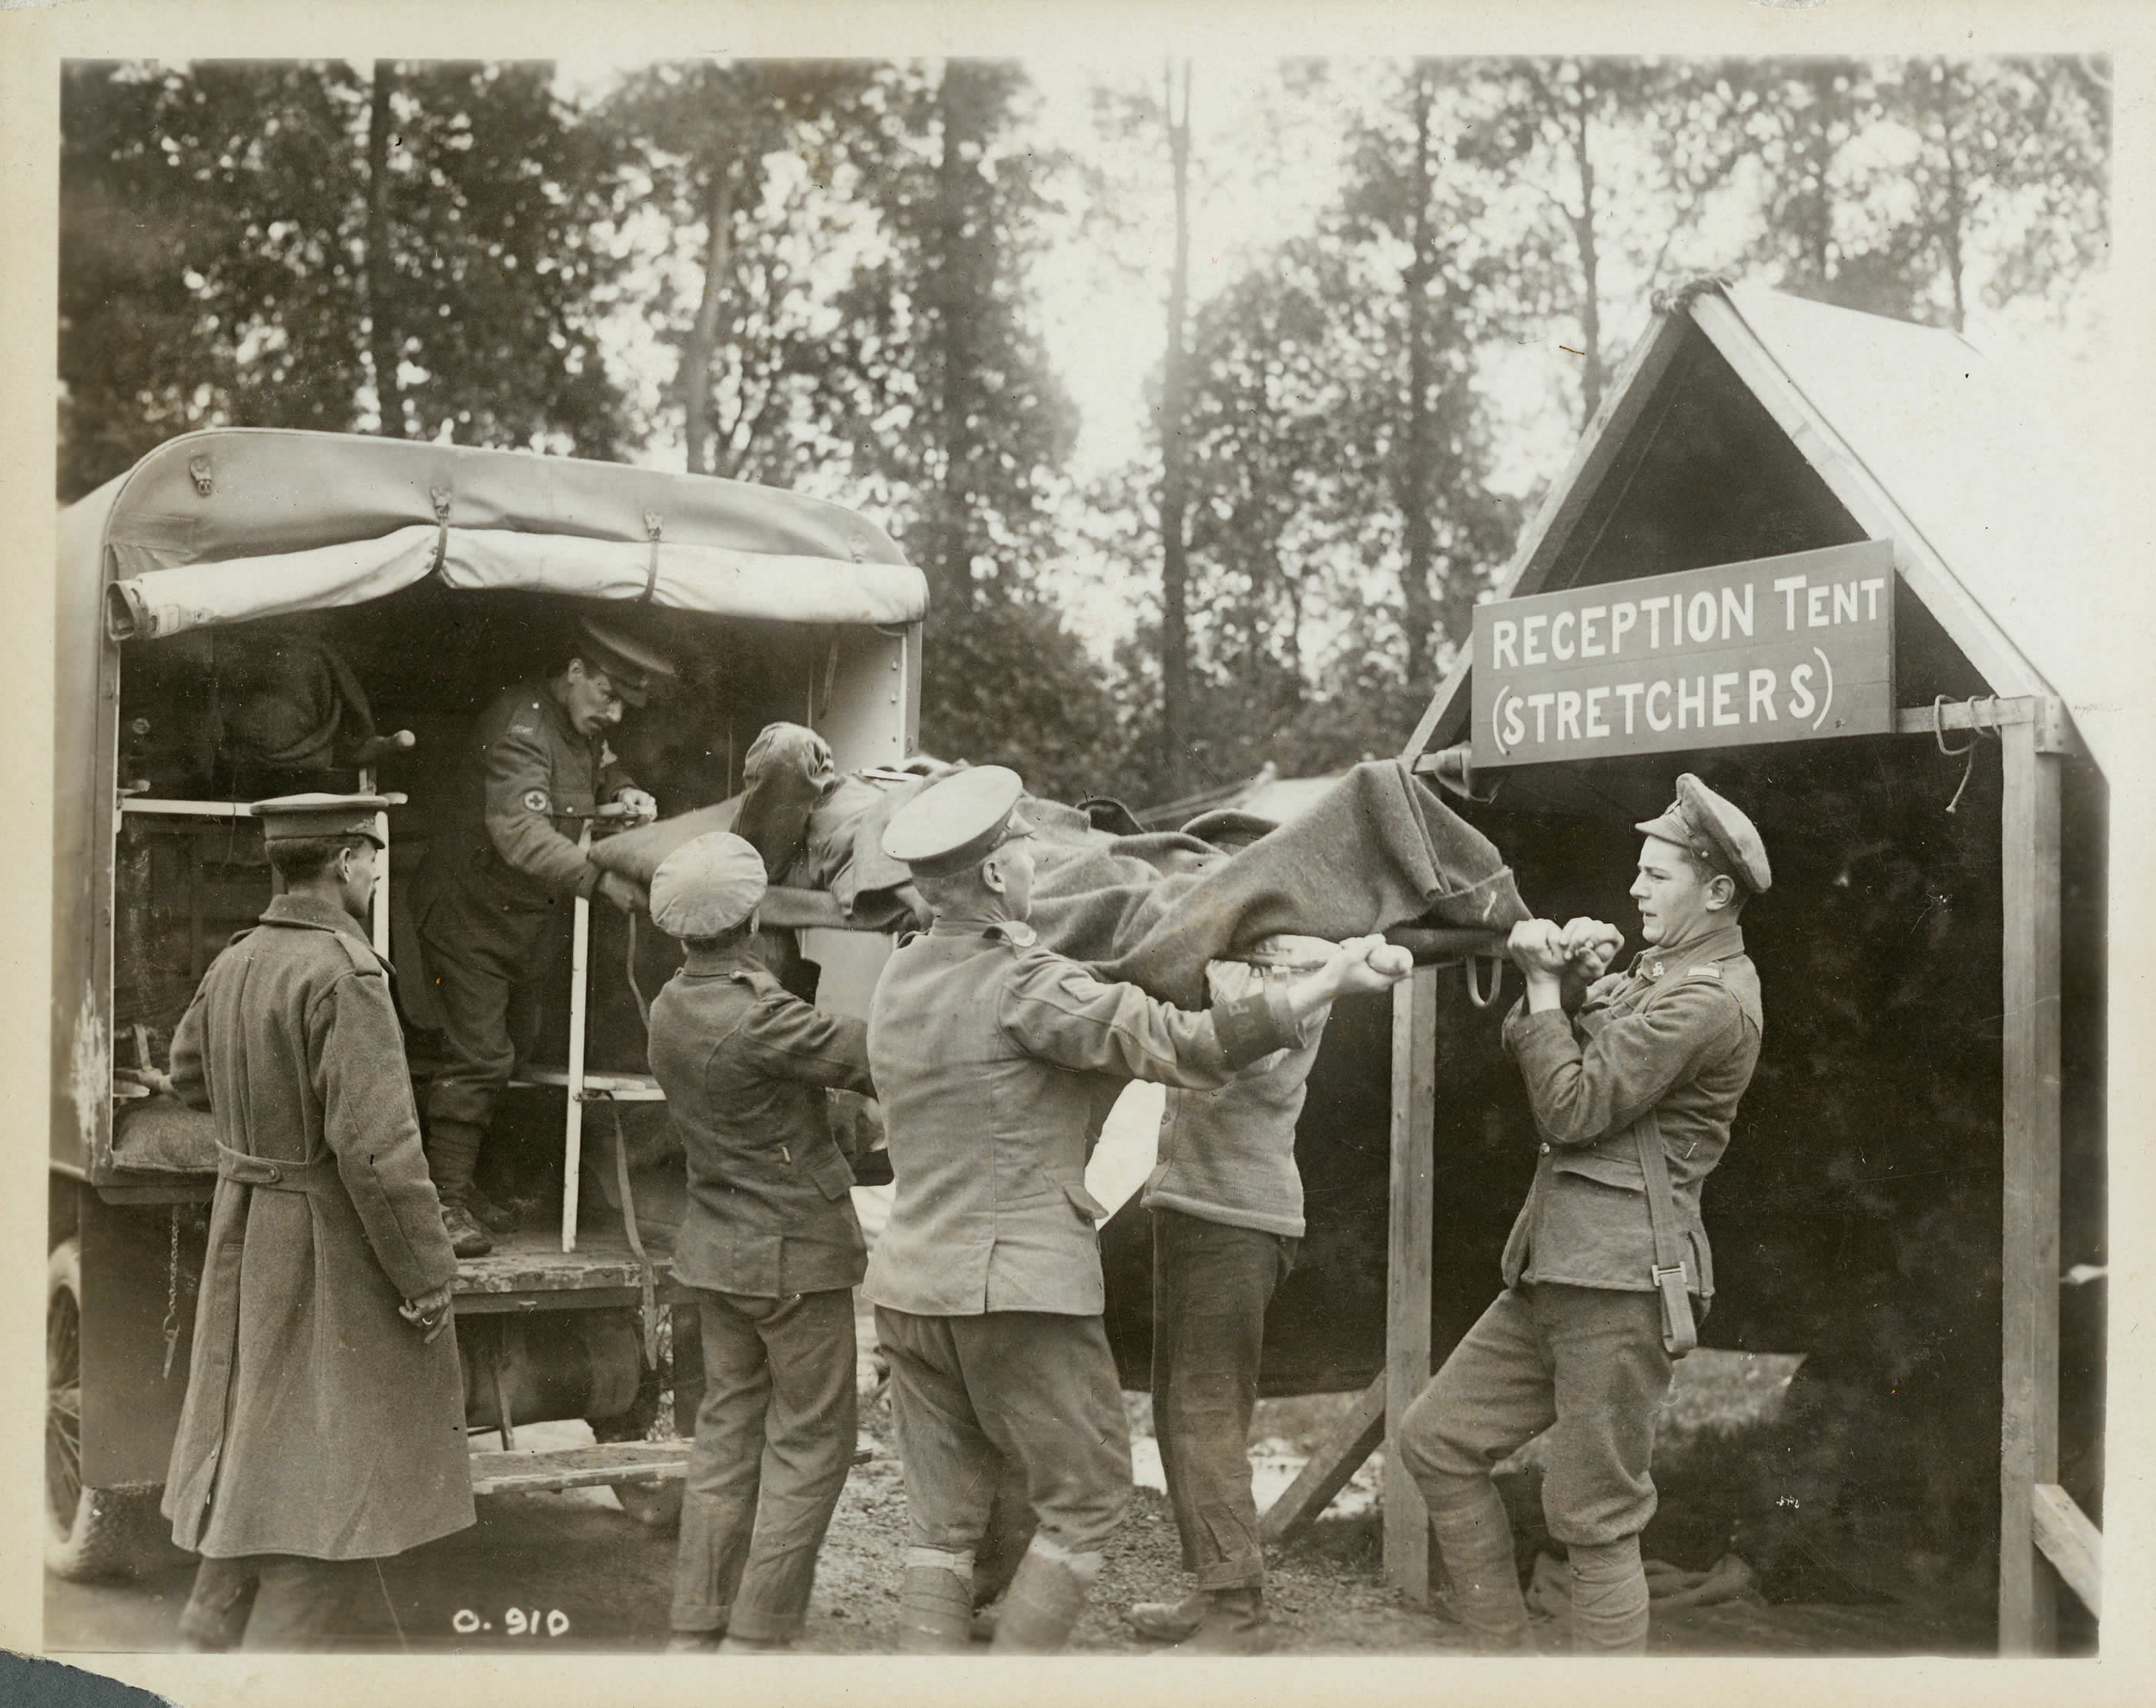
[{"left": 1469, "top": 539, "right": 1895, "bottom": 769}]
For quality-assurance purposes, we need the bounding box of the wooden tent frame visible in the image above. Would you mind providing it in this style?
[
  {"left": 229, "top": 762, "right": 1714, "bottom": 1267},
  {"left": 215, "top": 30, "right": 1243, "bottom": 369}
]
[{"left": 1257, "top": 290, "right": 2100, "bottom": 1652}]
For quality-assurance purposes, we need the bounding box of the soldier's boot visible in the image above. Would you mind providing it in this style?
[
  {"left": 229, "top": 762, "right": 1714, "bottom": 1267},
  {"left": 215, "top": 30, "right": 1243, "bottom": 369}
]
[
  {"left": 463, "top": 1183, "right": 521, "bottom": 1235},
  {"left": 717, "top": 1634, "right": 792, "bottom": 1653},
  {"left": 1568, "top": 1536, "right": 1649, "bottom": 1656},
  {"left": 426, "top": 1120, "right": 494, "bottom": 1256},
  {"left": 1426, "top": 1482, "right": 1532, "bottom": 1653},
  {"left": 664, "top": 1629, "right": 721, "bottom": 1653},
  {"left": 440, "top": 1203, "right": 492, "bottom": 1258},
  {"left": 176, "top": 1558, "right": 258, "bottom": 1653},
  {"left": 988, "top": 1538, "right": 1099, "bottom": 1655},
  {"left": 1124, "top": 1588, "right": 1209, "bottom": 1642},
  {"left": 969, "top": 1469, "right": 1036, "bottom": 1641},
  {"left": 897, "top": 1550, "right": 975, "bottom": 1654},
  {"left": 1167, "top": 1587, "right": 1277, "bottom": 1656}
]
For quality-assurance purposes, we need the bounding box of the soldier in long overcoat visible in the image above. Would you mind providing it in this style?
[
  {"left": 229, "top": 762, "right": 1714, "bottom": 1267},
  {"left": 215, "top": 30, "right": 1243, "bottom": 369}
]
[{"left": 162, "top": 793, "right": 473, "bottom": 1650}]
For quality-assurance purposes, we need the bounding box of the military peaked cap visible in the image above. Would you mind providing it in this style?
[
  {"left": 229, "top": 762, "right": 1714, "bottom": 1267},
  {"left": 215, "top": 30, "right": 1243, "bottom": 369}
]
[
  {"left": 881, "top": 765, "right": 1033, "bottom": 877},
  {"left": 576, "top": 615, "right": 678, "bottom": 707},
  {"left": 1635, "top": 773, "right": 1771, "bottom": 895},
  {"left": 252, "top": 792, "right": 390, "bottom": 846}
]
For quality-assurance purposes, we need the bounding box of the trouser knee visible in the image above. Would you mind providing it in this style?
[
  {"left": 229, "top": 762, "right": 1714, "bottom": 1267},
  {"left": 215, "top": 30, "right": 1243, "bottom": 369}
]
[{"left": 1394, "top": 1385, "right": 1480, "bottom": 1499}]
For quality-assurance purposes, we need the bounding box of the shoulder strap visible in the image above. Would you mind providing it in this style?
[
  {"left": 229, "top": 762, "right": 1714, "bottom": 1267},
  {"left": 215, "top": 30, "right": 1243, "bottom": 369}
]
[
  {"left": 333, "top": 932, "right": 380, "bottom": 972},
  {"left": 1632, "top": 1107, "right": 1697, "bottom": 1358},
  {"left": 1633, "top": 967, "right": 1706, "bottom": 1358}
]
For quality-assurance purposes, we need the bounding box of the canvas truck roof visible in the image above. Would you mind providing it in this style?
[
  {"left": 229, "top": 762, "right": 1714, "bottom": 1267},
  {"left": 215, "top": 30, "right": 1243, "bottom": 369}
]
[{"left": 66, "top": 429, "right": 927, "bottom": 642}]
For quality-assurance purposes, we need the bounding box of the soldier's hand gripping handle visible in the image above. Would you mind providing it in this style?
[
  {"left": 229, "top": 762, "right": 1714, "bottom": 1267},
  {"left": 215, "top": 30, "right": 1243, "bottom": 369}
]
[
  {"left": 1277, "top": 935, "right": 1414, "bottom": 1026},
  {"left": 1507, "top": 919, "right": 1570, "bottom": 978},
  {"left": 1559, "top": 917, "right": 1625, "bottom": 981}
]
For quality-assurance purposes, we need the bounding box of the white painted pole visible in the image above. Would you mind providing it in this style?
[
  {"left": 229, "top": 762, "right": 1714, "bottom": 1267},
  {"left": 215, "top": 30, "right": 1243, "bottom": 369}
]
[
  {"left": 561, "top": 824, "right": 593, "bottom": 1254},
  {"left": 360, "top": 766, "right": 391, "bottom": 959}
]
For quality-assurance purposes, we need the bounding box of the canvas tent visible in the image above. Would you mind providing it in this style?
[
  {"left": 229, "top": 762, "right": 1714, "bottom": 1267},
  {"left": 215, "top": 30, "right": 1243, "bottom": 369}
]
[{"left": 1307, "top": 283, "right": 2113, "bottom": 1653}]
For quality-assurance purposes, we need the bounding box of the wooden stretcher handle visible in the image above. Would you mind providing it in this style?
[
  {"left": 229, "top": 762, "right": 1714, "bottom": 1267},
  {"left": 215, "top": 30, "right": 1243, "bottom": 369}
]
[{"left": 1383, "top": 926, "right": 1510, "bottom": 965}]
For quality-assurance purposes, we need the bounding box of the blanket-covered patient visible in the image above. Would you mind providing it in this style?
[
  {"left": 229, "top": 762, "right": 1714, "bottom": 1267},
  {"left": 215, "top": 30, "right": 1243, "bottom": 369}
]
[{"left": 592, "top": 722, "right": 1528, "bottom": 1005}]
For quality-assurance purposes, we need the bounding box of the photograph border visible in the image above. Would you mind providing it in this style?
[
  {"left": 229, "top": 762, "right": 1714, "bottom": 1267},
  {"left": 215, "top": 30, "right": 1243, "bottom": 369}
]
[{"left": 5, "top": 2, "right": 2151, "bottom": 1703}]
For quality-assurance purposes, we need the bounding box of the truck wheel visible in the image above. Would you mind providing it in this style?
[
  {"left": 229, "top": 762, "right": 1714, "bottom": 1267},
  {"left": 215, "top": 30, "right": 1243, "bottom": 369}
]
[
  {"left": 45, "top": 1238, "right": 172, "bottom": 1581},
  {"left": 591, "top": 1345, "right": 682, "bottom": 1529}
]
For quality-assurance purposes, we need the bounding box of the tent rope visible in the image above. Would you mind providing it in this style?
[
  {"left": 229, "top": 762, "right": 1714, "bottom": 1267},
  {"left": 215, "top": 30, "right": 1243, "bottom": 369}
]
[{"left": 1934, "top": 695, "right": 2001, "bottom": 815}]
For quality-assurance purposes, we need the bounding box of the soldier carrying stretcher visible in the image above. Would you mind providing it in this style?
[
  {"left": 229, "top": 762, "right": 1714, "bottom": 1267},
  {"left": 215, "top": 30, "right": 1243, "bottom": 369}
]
[
  {"left": 860, "top": 765, "right": 1418, "bottom": 1654},
  {"left": 642, "top": 831, "right": 879, "bottom": 1654},
  {"left": 1398, "top": 773, "right": 1769, "bottom": 1655}
]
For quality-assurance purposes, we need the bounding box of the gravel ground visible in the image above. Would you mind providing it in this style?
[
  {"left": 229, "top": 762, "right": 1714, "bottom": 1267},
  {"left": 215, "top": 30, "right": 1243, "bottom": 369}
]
[
  {"left": 48, "top": 1160, "right": 1987, "bottom": 1658},
  {"left": 49, "top": 1361, "right": 1985, "bottom": 1658},
  {"left": 778, "top": 1342, "right": 1976, "bottom": 1657},
  {"left": 786, "top": 1415, "right": 1460, "bottom": 1656}
]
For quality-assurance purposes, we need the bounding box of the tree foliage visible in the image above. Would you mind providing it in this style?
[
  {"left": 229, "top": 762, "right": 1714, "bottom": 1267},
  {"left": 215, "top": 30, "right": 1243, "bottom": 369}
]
[
  {"left": 1086, "top": 62, "right": 1522, "bottom": 795},
  {"left": 59, "top": 55, "right": 2107, "bottom": 809},
  {"left": 601, "top": 59, "right": 892, "bottom": 481},
  {"left": 812, "top": 62, "right": 1120, "bottom": 799},
  {"left": 60, "top": 60, "right": 628, "bottom": 501},
  {"left": 1723, "top": 56, "right": 2108, "bottom": 328}
]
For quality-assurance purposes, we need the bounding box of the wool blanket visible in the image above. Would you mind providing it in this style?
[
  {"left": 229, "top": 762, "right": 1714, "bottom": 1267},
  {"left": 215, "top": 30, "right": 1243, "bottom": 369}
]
[{"left": 594, "top": 729, "right": 1527, "bottom": 1009}]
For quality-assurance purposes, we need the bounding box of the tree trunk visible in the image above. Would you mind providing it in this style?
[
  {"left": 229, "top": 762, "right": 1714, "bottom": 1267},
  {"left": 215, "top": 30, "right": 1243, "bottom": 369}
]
[
  {"left": 1938, "top": 99, "right": 1968, "bottom": 333},
  {"left": 365, "top": 62, "right": 410, "bottom": 440},
  {"left": 1571, "top": 96, "right": 1604, "bottom": 425},
  {"left": 1158, "top": 59, "right": 1194, "bottom": 800},
  {"left": 683, "top": 160, "right": 737, "bottom": 476},
  {"left": 927, "top": 65, "right": 982, "bottom": 619},
  {"left": 1800, "top": 65, "right": 1838, "bottom": 290},
  {"left": 1398, "top": 62, "right": 1441, "bottom": 702}
]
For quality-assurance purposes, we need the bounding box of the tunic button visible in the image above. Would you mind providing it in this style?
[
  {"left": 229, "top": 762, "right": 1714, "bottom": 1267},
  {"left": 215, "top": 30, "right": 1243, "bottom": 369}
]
[{"left": 1539, "top": 1143, "right": 1552, "bottom": 1155}]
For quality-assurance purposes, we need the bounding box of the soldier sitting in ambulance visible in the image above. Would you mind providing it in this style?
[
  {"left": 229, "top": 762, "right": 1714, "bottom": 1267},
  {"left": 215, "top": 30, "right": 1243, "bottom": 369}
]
[{"left": 412, "top": 615, "right": 673, "bottom": 1257}]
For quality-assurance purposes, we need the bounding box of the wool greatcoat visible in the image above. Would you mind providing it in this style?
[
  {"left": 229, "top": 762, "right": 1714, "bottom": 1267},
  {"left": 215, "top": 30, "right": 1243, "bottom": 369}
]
[{"left": 162, "top": 892, "right": 473, "bottom": 1562}]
